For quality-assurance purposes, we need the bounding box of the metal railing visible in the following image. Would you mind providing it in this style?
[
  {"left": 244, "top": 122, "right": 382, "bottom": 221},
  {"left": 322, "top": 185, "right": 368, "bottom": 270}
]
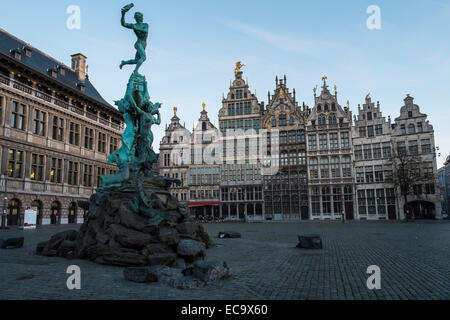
[{"left": 0, "top": 73, "right": 123, "bottom": 131}]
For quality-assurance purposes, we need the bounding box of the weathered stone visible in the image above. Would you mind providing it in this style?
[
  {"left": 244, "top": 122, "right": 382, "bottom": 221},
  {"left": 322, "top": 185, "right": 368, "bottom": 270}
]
[
  {"left": 176, "top": 222, "right": 200, "bottom": 235},
  {"left": 141, "top": 243, "right": 173, "bottom": 256},
  {"left": 57, "top": 240, "right": 76, "bottom": 258},
  {"left": 182, "top": 267, "right": 194, "bottom": 276},
  {"left": 47, "top": 236, "right": 64, "bottom": 250},
  {"left": 108, "top": 224, "right": 155, "bottom": 249},
  {"left": 51, "top": 230, "right": 78, "bottom": 242},
  {"left": 124, "top": 267, "right": 158, "bottom": 283},
  {"left": 193, "top": 260, "right": 230, "bottom": 282},
  {"left": 173, "top": 258, "right": 186, "bottom": 269},
  {"left": 297, "top": 234, "right": 323, "bottom": 249},
  {"left": 158, "top": 226, "right": 180, "bottom": 246},
  {"left": 118, "top": 202, "right": 148, "bottom": 231},
  {"left": 177, "top": 239, "right": 206, "bottom": 263},
  {"left": 0, "top": 237, "right": 24, "bottom": 249},
  {"left": 147, "top": 253, "right": 177, "bottom": 266},
  {"left": 97, "top": 248, "right": 148, "bottom": 266},
  {"left": 36, "top": 241, "right": 47, "bottom": 255},
  {"left": 218, "top": 231, "right": 241, "bottom": 239},
  {"left": 148, "top": 266, "right": 203, "bottom": 289}
]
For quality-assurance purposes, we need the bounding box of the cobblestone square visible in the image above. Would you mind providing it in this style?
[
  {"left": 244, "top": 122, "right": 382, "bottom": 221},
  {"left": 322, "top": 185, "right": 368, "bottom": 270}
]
[{"left": 0, "top": 221, "right": 448, "bottom": 300}]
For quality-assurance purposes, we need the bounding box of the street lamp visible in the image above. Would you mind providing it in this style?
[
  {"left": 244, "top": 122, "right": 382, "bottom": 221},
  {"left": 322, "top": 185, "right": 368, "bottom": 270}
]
[{"left": 1, "top": 197, "right": 8, "bottom": 229}]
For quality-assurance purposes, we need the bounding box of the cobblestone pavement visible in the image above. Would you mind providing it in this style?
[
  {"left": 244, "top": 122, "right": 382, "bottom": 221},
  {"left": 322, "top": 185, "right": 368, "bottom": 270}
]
[{"left": 0, "top": 221, "right": 448, "bottom": 300}]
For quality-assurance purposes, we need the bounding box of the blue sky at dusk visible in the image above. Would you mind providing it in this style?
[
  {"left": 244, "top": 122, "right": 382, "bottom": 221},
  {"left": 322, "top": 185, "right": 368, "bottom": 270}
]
[{"left": 1, "top": 0, "right": 449, "bottom": 166}]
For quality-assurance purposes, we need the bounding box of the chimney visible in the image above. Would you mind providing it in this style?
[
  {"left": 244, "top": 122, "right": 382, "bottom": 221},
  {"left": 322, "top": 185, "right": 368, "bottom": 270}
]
[{"left": 71, "top": 53, "right": 87, "bottom": 81}]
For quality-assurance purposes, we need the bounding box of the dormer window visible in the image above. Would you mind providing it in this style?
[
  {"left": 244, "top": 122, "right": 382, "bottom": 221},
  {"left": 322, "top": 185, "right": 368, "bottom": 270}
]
[
  {"left": 10, "top": 48, "right": 21, "bottom": 60},
  {"left": 76, "top": 82, "right": 86, "bottom": 92},
  {"left": 23, "top": 46, "right": 32, "bottom": 57},
  {"left": 58, "top": 66, "right": 65, "bottom": 76}
]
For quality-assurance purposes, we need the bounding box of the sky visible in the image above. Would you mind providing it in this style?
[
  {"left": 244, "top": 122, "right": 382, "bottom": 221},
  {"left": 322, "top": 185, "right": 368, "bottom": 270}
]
[{"left": 1, "top": 0, "right": 449, "bottom": 166}]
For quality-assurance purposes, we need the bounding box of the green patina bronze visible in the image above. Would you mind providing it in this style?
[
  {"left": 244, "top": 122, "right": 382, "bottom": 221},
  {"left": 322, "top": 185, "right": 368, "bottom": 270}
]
[{"left": 99, "top": 3, "right": 180, "bottom": 225}]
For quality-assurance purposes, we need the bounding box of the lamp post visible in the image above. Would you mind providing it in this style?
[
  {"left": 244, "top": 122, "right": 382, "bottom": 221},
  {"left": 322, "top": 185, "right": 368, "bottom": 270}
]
[{"left": 1, "top": 196, "right": 7, "bottom": 229}]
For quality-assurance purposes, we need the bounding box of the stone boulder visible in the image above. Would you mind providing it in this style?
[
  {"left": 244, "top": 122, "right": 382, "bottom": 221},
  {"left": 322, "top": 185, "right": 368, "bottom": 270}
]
[
  {"left": 193, "top": 260, "right": 230, "bottom": 282},
  {"left": 0, "top": 237, "right": 24, "bottom": 249},
  {"left": 297, "top": 234, "right": 323, "bottom": 249},
  {"left": 124, "top": 267, "right": 158, "bottom": 283},
  {"left": 177, "top": 239, "right": 206, "bottom": 263}
]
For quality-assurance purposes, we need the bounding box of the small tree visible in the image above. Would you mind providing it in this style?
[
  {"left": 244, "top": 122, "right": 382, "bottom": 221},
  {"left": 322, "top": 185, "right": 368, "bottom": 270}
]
[{"left": 390, "top": 145, "right": 437, "bottom": 221}]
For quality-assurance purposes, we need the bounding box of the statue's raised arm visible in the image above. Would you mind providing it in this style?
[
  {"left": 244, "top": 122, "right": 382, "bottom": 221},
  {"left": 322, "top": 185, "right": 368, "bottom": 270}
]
[{"left": 121, "top": 3, "right": 134, "bottom": 29}]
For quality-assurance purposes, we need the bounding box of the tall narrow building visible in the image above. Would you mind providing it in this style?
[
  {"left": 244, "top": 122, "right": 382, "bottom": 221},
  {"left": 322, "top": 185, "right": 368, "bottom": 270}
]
[
  {"left": 188, "top": 103, "right": 220, "bottom": 219},
  {"left": 352, "top": 95, "right": 397, "bottom": 220},
  {"left": 306, "top": 77, "right": 354, "bottom": 220},
  {"left": 218, "top": 65, "right": 264, "bottom": 221},
  {"left": 261, "top": 76, "right": 308, "bottom": 221},
  {"left": 159, "top": 107, "right": 191, "bottom": 207},
  {"left": 391, "top": 95, "right": 442, "bottom": 219}
]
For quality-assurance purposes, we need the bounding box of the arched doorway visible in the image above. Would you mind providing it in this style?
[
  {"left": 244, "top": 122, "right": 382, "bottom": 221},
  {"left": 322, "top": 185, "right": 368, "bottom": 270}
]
[
  {"left": 50, "top": 201, "right": 61, "bottom": 225},
  {"left": 31, "top": 200, "right": 43, "bottom": 225},
  {"left": 68, "top": 202, "right": 77, "bottom": 224},
  {"left": 7, "top": 199, "right": 21, "bottom": 226},
  {"left": 406, "top": 201, "right": 435, "bottom": 220}
]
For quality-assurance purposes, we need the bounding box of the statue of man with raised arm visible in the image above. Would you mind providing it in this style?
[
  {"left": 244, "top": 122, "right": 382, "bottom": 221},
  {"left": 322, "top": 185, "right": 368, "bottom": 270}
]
[{"left": 119, "top": 3, "right": 149, "bottom": 73}]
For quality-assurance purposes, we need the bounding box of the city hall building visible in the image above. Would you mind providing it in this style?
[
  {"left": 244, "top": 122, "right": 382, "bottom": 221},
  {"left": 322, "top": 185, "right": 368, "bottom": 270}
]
[{"left": 0, "top": 28, "right": 123, "bottom": 226}]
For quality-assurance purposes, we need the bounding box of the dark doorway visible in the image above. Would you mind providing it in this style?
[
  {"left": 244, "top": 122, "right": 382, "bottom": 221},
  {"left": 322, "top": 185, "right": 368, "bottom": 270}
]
[
  {"left": 388, "top": 205, "right": 397, "bottom": 220},
  {"left": 68, "top": 202, "right": 77, "bottom": 224},
  {"left": 407, "top": 201, "right": 435, "bottom": 220},
  {"left": 301, "top": 206, "right": 309, "bottom": 220},
  {"left": 50, "top": 201, "right": 61, "bottom": 225},
  {"left": 31, "top": 200, "right": 43, "bottom": 225},
  {"left": 345, "top": 202, "right": 354, "bottom": 220},
  {"left": 239, "top": 204, "right": 245, "bottom": 220},
  {"left": 7, "top": 199, "right": 21, "bottom": 226}
]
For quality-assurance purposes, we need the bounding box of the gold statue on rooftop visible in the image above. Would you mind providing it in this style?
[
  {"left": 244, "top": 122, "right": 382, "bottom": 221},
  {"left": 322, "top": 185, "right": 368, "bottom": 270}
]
[
  {"left": 366, "top": 93, "right": 371, "bottom": 100},
  {"left": 235, "top": 61, "right": 245, "bottom": 77}
]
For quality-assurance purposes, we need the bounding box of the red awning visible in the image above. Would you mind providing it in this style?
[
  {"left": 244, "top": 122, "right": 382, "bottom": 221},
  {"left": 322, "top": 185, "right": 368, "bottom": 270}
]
[{"left": 188, "top": 202, "right": 219, "bottom": 208}]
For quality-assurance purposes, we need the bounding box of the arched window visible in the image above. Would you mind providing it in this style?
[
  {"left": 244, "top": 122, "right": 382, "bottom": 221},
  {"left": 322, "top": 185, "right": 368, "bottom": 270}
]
[
  {"left": 68, "top": 202, "right": 77, "bottom": 224},
  {"left": 7, "top": 199, "right": 21, "bottom": 226},
  {"left": 289, "top": 117, "right": 294, "bottom": 125},
  {"left": 279, "top": 114, "right": 287, "bottom": 126},
  {"left": 324, "top": 104, "right": 329, "bottom": 111},
  {"left": 31, "top": 200, "right": 43, "bottom": 225},
  {"left": 332, "top": 103, "right": 336, "bottom": 111},
  {"left": 51, "top": 201, "right": 61, "bottom": 225},
  {"left": 408, "top": 123, "right": 416, "bottom": 134},
  {"left": 317, "top": 104, "right": 322, "bottom": 112}
]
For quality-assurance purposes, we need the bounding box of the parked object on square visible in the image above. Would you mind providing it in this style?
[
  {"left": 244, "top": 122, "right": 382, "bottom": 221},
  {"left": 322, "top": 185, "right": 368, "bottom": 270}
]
[
  {"left": 218, "top": 231, "right": 241, "bottom": 239},
  {"left": 0, "top": 237, "right": 24, "bottom": 249},
  {"left": 297, "top": 234, "right": 323, "bottom": 249}
]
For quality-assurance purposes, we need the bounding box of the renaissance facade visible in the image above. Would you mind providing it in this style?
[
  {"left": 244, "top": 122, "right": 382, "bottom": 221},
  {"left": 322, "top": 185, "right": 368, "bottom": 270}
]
[
  {"left": 0, "top": 28, "right": 123, "bottom": 226},
  {"left": 159, "top": 66, "right": 442, "bottom": 221}
]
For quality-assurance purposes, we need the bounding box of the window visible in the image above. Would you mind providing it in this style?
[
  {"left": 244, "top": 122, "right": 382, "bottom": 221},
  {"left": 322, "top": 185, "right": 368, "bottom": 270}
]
[
  {"left": 30, "top": 154, "right": 45, "bottom": 181},
  {"left": 358, "top": 190, "right": 367, "bottom": 215},
  {"left": 374, "top": 165, "right": 384, "bottom": 182},
  {"left": 52, "top": 116, "right": 64, "bottom": 141},
  {"left": 417, "top": 122, "right": 423, "bottom": 133},
  {"left": 289, "top": 117, "right": 294, "bottom": 125},
  {"left": 322, "top": 187, "right": 331, "bottom": 214},
  {"left": 309, "top": 158, "right": 318, "bottom": 179},
  {"left": 308, "top": 135, "right": 317, "bottom": 151},
  {"left": 319, "top": 134, "right": 328, "bottom": 150},
  {"left": 330, "top": 133, "right": 338, "bottom": 149},
  {"left": 409, "top": 140, "right": 418, "bottom": 154},
  {"left": 372, "top": 143, "right": 382, "bottom": 159},
  {"left": 367, "top": 112, "right": 373, "bottom": 121},
  {"left": 398, "top": 141, "right": 406, "bottom": 155},
  {"left": 84, "top": 128, "right": 94, "bottom": 150},
  {"left": 363, "top": 144, "right": 372, "bottom": 160},
  {"left": 98, "top": 132, "right": 106, "bottom": 153},
  {"left": 97, "top": 167, "right": 105, "bottom": 187},
  {"left": 69, "top": 122, "right": 80, "bottom": 146},
  {"left": 311, "top": 187, "right": 321, "bottom": 215},
  {"left": 421, "top": 139, "right": 431, "bottom": 153},
  {"left": 298, "top": 151, "right": 306, "bottom": 165},
  {"left": 365, "top": 166, "right": 374, "bottom": 183},
  {"left": 384, "top": 164, "right": 393, "bottom": 182},
  {"left": 400, "top": 124, "right": 406, "bottom": 135},
  {"left": 320, "top": 157, "right": 329, "bottom": 178},
  {"left": 375, "top": 124, "right": 383, "bottom": 135},
  {"left": 425, "top": 183, "right": 435, "bottom": 195},
  {"left": 331, "top": 157, "right": 340, "bottom": 178},
  {"left": 354, "top": 145, "right": 363, "bottom": 161},
  {"left": 297, "top": 130, "right": 305, "bottom": 143},
  {"left": 32, "top": 109, "right": 46, "bottom": 136},
  {"left": 382, "top": 142, "right": 392, "bottom": 158},
  {"left": 272, "top": 119, "right": 277, "bottom": 127},
  {"left": 279, "top": 131, "right": 287, "bottom": 144},
  {"left": 50, "top": 158, "right": 63, "bottom": 183},
  {"left": 280, "top": 151, "right": 288, "bottom": 166},
  {"left": 11, "top": 101, "right": 26, "bottom": 130},
  {"left": 83, "top": 164, "right": 93, "bottom": 187},
  {"left": 7, "top": 149, "right": 24, "bottom": 178},
  {"left": 110, "top": 137, "right": 118, "bottom": 154},
  {"left": 279, "top": 114, "right": 287, "bottom": 126},
  {"left": 342, "top": 156, "right": 352, "bottom": 177},
  {"left": 367, "top": 126, "right": 374, "bottom": 137},
  {"left": 356, "top": 167, "right": 364, "bottom": 183},
  {"left": 408, "top": 111, "right": 413, "bottom": 118},
  {"left": 359, "top": 126, "right": 366, "bottom": 137},
  {"left": 408, "top": 124, "right": 415, "bottom": 134},
  {"left": 68, "top": 161, "right": 79, "bottom": 185},
  {"left": 367, "top": 189, "right": 376, "bottom": 214},
  {"left": 341, "top": 132, "right": 350, "bottom": 148}
]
